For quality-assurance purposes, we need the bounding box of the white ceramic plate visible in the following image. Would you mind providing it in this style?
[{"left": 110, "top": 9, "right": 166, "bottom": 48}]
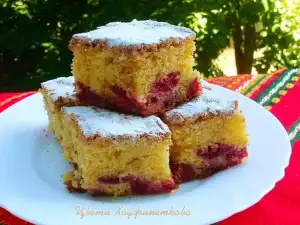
[{"left": 0, "top": 84, "right": 291, "bottom": 225}]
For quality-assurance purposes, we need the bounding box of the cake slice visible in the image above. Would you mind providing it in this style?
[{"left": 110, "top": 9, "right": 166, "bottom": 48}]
[
  {"left": 69, "top": 19, "right": 202, "bottom": 116},
  {"left": 61, "top": 106, "right": 176, "bottom": 196},
  {"left": 162, "top": 82, "right": 249, "bottom": 183},
  {"left": 40, "top": 76, "right": 81, "bottom": 143}
]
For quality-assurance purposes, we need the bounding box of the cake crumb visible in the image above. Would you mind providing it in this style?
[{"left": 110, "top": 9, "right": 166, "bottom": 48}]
[{"left": 168, "top": 189, "right": 177, "bottom": 196}]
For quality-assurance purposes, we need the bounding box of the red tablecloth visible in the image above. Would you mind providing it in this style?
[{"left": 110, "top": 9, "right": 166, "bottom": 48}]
[{"left": 0, "top": 70, "right": 299, "bottom": 225}]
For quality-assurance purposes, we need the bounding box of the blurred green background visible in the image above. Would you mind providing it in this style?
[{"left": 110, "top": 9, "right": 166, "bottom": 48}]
[{"left": 0, "top": 0, "right": 299, "bottom": 91}]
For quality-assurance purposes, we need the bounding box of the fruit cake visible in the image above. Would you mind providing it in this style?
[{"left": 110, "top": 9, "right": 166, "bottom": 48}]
[
  {"left": 69, "top": 19, "right": 202, "bottom": 116},
  {"left": 61, "top": 106, "right": 176, "bottom": 196},
  {"left": 40, "top": 76, "right": 81, "bottom": 143},
  {"left": 162, "top": 82, "right": 249, "bottom": 183}
]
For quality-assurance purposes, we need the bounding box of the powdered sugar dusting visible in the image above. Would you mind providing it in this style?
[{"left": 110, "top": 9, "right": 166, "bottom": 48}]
[
  {"left": 63, "top": 106, "right": 170, "bottom": 139},
  {"left": 164, "top": 80, "right": 237, "bottom": 124},
  {"left": 41, "top": 76, "right": 76, "bottom": 102},
  {"left": 73, "top": 19, "right": 194, "bottom": 46}
]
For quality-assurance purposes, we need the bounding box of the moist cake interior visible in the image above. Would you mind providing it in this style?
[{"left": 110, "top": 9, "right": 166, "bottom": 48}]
[
  {"left": 70, "top": 20, "right": 201, "bottom": 116},
  {"left": 61, "top": 106, "right": 176, "bottom": 196},
  {"left": 163, "top": 83, "right": 249, "bottom": 183}
]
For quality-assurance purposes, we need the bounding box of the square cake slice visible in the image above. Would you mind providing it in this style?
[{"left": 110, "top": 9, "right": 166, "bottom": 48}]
[
  {"left": 162, "top": 82, "right": 249, "bottom": 183},
  {"left": 61, "top": 106, "right": 176, "bottom": 196},
  {"left": 40, "top": 76, "right": 81, "bottom": 143},
  {"left": 69, "top": 19, "right": 202, "bottom": 116}
]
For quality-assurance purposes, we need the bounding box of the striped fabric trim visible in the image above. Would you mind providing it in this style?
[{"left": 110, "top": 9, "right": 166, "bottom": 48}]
[
  {"left": 235, "top": 75, "right": 258, "bottom": 93},
  {"left": 257, "top": 69, "right": 298, "bottom": 105},
  {"left": 263, "top": 74, "right": 299, "bottom": 109},
  {"left": 207, "top": 74, "right": 253, "bottom": 91},
  {"left": 259, "top": 69, "right": 299, "bottom": 107},
  {"left": 241, "top": 74, "right": 267, "bottom": 96},
  {"left": 289, "top": 118, "right": 300, "bottom": 144},
  {"left": 240, "top": 69, "right": 286, "bottom": 99}
]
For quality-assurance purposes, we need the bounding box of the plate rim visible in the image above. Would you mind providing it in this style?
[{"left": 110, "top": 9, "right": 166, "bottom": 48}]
[{"left": 0, "top": 84, "right": 292, "bottom": 225}]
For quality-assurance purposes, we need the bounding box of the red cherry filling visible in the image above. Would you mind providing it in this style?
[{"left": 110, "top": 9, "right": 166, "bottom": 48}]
[
  {"left": 97, "top": 176, "right": 121, "bottom": 184},
  {"left": 97, "top": 175, "right": 177, "bottom": 194},
  {"left": 76, "top": 82, "right": 105, "bottom": 105},
  {"left": 171, "top": 144, "right": 248, "bottom": 183},
  {"left": 170, "top": 163, "right": 198, "bottom": 183},
  {"left": 187, "top": 77, "right": 202, "bottom": 99},
  {"left": 110, "top": 86, "right": 145, "bottom": 112},
  {"left": 109, "top": 72, "right": 182, "bottom": 115},
  {"left": 196, "top": 144, "right": 248, "bottom": 169},
  {"left": 150, "top": 72, "right": 180, "bottom": 93},
  {"left": 75, "top": 72, "right": 201, "bottom": 116}
]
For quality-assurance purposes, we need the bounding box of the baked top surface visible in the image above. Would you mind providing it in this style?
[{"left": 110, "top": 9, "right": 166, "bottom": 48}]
[
  {"left": 63, "top": 106, "right": 170, "bottom": 139},
  {"left": 41, "top": 76, "right": 76, "bottom": 102},
  {"left": 72, "top": 19, "right": 195, "bottom": 47},
  {"left": 164, "top": 80, "right": 237, "bottom": 124}
]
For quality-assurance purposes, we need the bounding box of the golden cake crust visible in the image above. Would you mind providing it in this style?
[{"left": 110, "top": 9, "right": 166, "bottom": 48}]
[
  {"left": 69, "top": 36, "right": 195, "bottom": 55},
  {"left": 62, "top": 106, "right": 171, "bottom": 145},
  {"left": 39, "top": 76, "right": 82, "bottom": 143},
  {"left": 69, "top": 20, "right": 195, "bottom": 54},
  {"left": 163, "top": 80, "right": 238, "bottom": 125},
  {"left": 39, "top": 76, "right": 80, "bottom": 109}
]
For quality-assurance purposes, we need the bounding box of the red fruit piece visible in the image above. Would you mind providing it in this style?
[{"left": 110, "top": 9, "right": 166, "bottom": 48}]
[
  {"left": 187, "top": 78, "right": 201, "bottom": 99},
  {"left": 197, "top": 144, "right": 248, "bottom": 169},
  {"left": 97, "top": 175, "right": 176, "bottom": 194},
  {"left": 97, "top": 176, "right": 121, "bottom": 184},
  {"left": 150, "top": 72, "right": 180, "bottom": 93},
  {"left": 111, "top": 86, "right": 145, "bottom": 110},
  {"left": 170, "top": 163, "right": 197, "bottom": 183}
]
